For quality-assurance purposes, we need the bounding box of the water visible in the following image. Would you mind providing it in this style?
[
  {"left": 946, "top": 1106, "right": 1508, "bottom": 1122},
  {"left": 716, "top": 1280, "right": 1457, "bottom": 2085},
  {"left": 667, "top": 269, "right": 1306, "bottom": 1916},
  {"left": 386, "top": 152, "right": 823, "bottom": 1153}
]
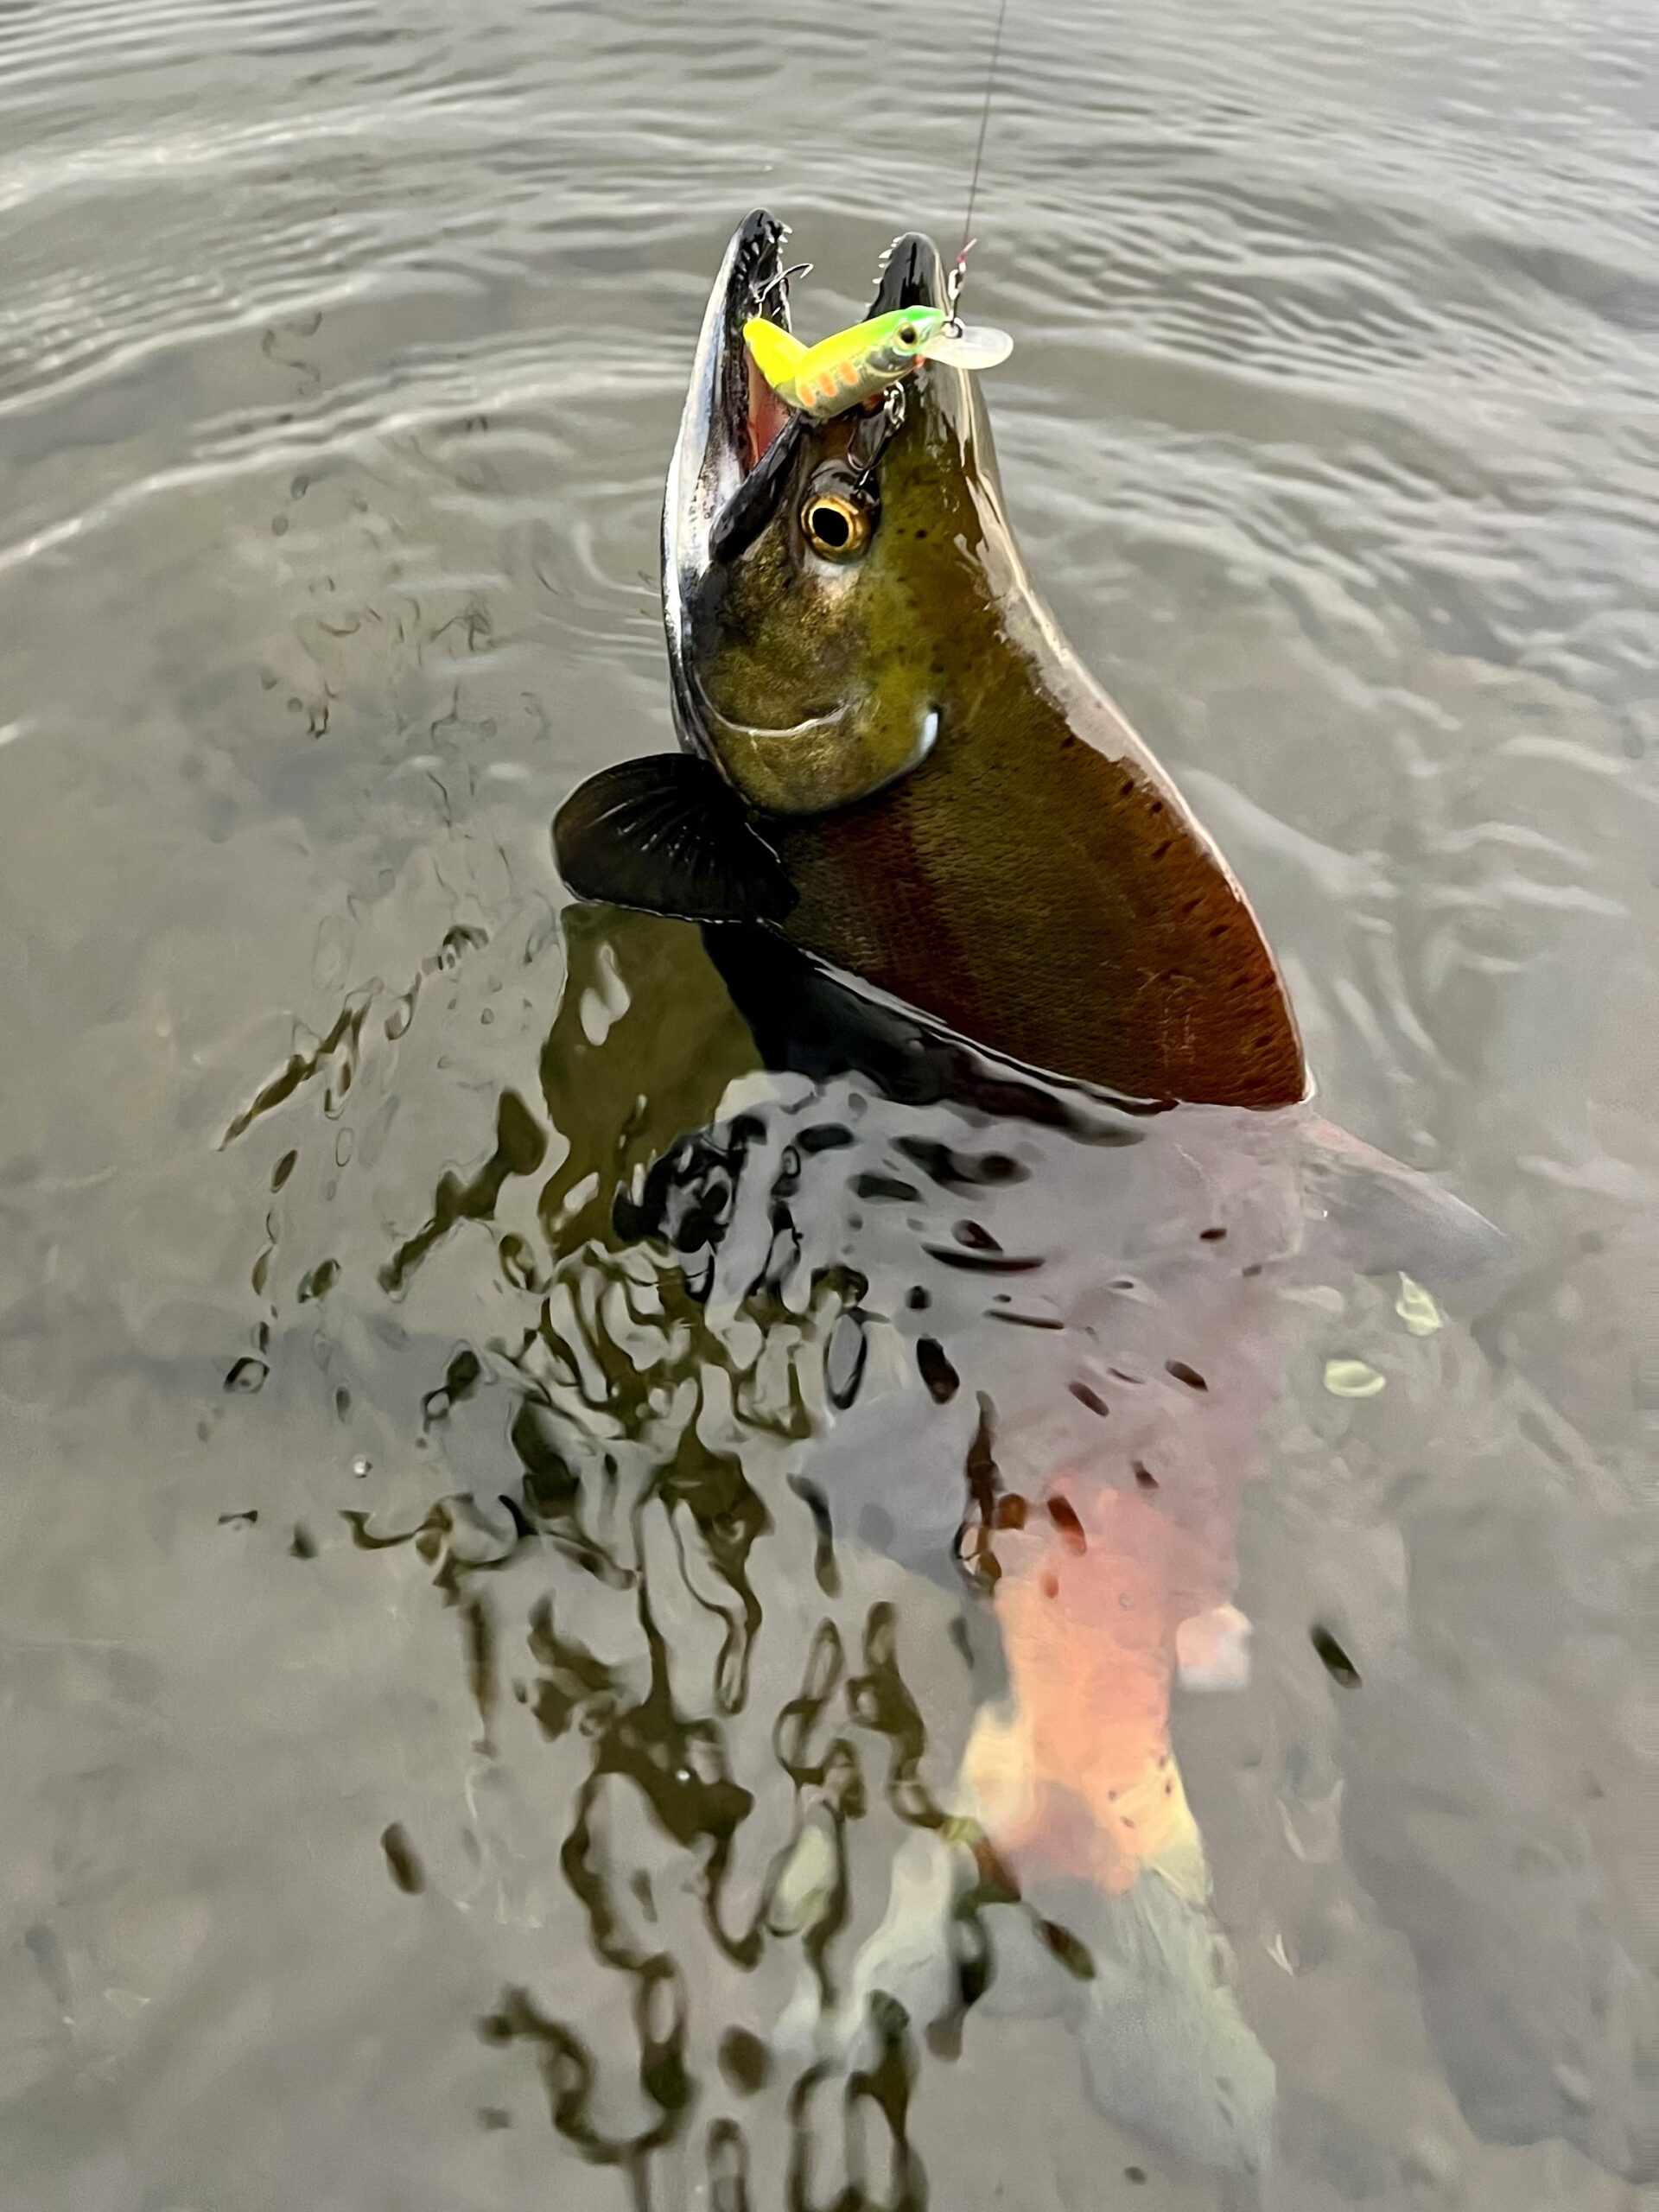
[{"left": 1, "top": 0, "right": 1655, "bottom": 2204}]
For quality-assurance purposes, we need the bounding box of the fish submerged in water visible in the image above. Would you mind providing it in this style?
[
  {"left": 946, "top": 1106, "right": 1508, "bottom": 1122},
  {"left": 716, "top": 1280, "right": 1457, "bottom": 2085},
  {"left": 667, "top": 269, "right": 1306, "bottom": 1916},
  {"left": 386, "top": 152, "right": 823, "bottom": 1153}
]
[{"left": 554, "top": 212, "right": 1503, "bottom": 2175}]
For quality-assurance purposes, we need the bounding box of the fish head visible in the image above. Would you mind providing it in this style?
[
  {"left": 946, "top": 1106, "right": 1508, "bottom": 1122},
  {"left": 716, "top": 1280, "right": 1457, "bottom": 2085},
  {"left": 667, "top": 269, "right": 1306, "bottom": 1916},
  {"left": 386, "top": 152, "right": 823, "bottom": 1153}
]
[{"left": 665, "top": 214, "right": 1011, "bottom": 816}]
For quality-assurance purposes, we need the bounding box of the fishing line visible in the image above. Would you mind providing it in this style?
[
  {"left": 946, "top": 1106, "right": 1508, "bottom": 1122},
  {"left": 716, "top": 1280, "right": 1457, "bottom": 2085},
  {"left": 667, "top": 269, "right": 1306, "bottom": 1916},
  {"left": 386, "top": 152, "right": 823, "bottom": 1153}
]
[{"left": 947, "top": 0, "right": 1012, "bottom": 327}]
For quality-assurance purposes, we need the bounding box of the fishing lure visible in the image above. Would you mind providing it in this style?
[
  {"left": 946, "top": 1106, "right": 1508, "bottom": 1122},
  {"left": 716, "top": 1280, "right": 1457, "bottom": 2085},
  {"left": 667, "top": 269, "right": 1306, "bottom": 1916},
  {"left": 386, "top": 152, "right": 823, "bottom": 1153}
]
[{"left": 745, "top": 304, "right": 1012, "bottom": 422}]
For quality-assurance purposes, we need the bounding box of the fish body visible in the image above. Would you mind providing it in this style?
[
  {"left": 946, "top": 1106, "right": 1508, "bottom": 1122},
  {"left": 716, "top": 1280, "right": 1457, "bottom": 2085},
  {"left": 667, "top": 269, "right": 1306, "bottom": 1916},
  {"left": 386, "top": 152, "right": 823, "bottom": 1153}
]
[
  {"left": 551, "top": 212, "right": 1505, "bottom": 2174},
  {"left": 561, "top": 213, "right": 1306, "bottom": 1108},
  {"left": 639, "top": 1058, "right": 1296, "bottom": 2175}
]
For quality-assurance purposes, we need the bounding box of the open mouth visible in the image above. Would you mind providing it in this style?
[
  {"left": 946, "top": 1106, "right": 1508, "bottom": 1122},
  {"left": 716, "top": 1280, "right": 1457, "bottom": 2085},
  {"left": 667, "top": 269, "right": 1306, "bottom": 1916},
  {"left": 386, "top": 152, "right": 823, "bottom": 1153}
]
[
  {"left": 683, "top": 212, "right": 951, "bottom": 518},
  {"left": 717, "top": 211, "right": 795, "bottom": 483},
  {"left": 662, "top": 213, "right": 953, "bottom": 768}
]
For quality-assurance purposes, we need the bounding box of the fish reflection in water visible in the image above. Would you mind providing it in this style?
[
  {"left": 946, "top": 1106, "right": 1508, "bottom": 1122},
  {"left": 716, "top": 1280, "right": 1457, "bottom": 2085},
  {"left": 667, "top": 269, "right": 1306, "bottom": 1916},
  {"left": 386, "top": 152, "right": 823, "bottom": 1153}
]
[{"left": 251, "top": 899, "right": 1512, "bottom": 2202}]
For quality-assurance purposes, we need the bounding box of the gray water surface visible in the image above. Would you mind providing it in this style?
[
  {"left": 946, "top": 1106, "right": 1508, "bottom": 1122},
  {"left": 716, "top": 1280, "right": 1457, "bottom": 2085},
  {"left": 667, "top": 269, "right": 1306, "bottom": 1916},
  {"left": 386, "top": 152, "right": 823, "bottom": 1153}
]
[{"left": 1, "top": 1, "right": 1656, "bottom": 2206}]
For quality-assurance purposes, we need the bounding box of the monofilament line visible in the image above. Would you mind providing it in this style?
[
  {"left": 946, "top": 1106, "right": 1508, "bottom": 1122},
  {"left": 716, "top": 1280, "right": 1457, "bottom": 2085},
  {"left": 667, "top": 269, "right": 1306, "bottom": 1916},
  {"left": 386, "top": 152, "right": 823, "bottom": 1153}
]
[{"left": 960, "top": 0, "right": 1012, "bottom": 260}]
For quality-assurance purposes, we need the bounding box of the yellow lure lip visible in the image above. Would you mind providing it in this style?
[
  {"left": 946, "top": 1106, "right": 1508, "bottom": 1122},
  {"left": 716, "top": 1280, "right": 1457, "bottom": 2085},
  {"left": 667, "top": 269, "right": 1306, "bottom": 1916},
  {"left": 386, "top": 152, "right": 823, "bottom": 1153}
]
[{"left": 744, "top": 304, "right": 1014, "bottom": 421}]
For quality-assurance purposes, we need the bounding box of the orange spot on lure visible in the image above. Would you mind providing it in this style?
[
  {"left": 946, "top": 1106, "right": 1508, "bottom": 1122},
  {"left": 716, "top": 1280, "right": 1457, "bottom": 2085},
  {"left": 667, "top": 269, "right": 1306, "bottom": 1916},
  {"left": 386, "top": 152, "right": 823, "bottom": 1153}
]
[{"left": 744, "top": 304, "right": 1012, "bottom": 422}]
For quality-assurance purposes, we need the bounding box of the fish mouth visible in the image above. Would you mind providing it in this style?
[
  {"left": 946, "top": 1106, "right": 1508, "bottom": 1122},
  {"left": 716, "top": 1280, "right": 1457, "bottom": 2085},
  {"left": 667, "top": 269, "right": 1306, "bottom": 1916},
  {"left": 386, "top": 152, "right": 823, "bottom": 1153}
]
[{"left": 663, "top": 212, "right": 957, "bottom": 772}]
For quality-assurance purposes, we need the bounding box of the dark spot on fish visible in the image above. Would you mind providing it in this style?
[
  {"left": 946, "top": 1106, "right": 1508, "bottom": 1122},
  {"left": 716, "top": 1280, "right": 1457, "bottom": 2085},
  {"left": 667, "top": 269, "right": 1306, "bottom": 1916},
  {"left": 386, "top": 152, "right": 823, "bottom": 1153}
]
[
  {"left": 225, "top": 1356, "right": 267, "bottom": 1394},
  {"left": 988, "top": 1309, "right": 1064, "bottom": 1330},
  {"left": 894, "top": 1137, "right": 1027, "bottom": 1189},
  {"left": 825, "top": 1309, "right": 868, "bottom": 1408},
  {"left": 1133, "top": 1460, "right": 1159, "bottom": 1490},
  {"left": 1242, "top": 1262, "right": 1264, "bottom": 1278},
  {"left": 993, "top": 1493, "right": 1027, "bottom": 1530},
  {"left": 1046, "top": 1497, "right": 1086, "bottom": 1554},
  {"left": 1152, "top": 839, "right": 1171, "bottom": 859},
  {"left": 271, "top": 1148, "right": 298, "bottom": 1192},
  {"left": 924, "top": 1242, "right": 1042, "bottom": 1275},
  {"left": 955, "top": 1220, "right": 1001, "bottom": 1251},
  {"left": 1110, "top": 1276, "right": 1138, "bottom": 1291},
  {"left": 217, "top": 1510, "right": 257, "bottom": 1527},
  {"left": 718, "top": 2026, "right": 772, "bottom": 2095},
  {"left": 852, "top": 1173, "right": 921, "bottom": 1203},
  {"left": 1040, "top": 1570, "right": 1059, "bottom": 1599},
  {"left": 1312, "top": 1624, "right": 1362, "bottom": 1688},
  {"left": 1126, "top": 2167, "right": 1147, "bottom": 2184},
  {"left": 906, "top": 1284, "right": 931, "bottom": 1311},
  {"left": 477, "top": 2108, "right": 512, "bottom": 2131},
  {"left": 1166, "top": 1359, "right": 1208, "bottom": 1391},
  {"left": 1148, "top": 798, "right": 1164, "bottom": 816},
  {"left": 1201, "top": 1225, "right": 1228, "bottom": 1243},
  {"left": 380, "top": 1822, "right": 425, "bottom": 1894},
  {"left": 334, "top": 1386, "right": 351, "bottom": 1421},
  {"left": 916, "top": 1338, "right": 960, "bottom": 1402},
  {"left": 1110, "top": 1367, "right": 1143, "bottom": 1386},
  {"left": 1070, "top": 1382, "right": 1109, "bottom": 1416},
  {"left": 290, "top": 1522, "right": 317, "bottom": 1557},
  {"left": 913, "top": 528, "right": 929, "bottom": 540},
  {"left": 798, "top": 1122, "right": 854, "bottom": 1153}
]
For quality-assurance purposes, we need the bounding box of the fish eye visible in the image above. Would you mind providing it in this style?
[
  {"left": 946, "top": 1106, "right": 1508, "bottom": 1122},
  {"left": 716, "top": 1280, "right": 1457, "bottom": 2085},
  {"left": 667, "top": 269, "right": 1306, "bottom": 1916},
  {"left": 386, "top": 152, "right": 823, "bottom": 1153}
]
[
  {"left": 801, "top": 489, "right": 874, "bottom": 561},
  {"left": 897, "top": 321, "right": 919, "bottom": 346}
]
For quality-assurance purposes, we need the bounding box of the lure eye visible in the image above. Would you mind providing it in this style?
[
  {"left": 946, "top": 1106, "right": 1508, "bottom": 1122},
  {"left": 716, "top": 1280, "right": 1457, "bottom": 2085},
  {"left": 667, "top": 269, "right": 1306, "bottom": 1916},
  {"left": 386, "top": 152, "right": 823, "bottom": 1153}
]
[
  {"left": 896, "top": 321, "right": 919, "bottom": 346},
  {"left": 801, "top": 489, "right": 874, "bottom": 561}
]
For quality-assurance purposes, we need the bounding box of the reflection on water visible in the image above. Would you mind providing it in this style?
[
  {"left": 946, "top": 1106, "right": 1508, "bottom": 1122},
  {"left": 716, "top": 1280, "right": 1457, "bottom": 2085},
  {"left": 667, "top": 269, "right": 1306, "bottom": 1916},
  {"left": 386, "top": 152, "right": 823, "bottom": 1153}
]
[
  {"left": 0, "top": 0, "right": 1655, "bottom": 2205},
  {"left": 159, "top": 901, "right": 1635, "bottom": 2206}
]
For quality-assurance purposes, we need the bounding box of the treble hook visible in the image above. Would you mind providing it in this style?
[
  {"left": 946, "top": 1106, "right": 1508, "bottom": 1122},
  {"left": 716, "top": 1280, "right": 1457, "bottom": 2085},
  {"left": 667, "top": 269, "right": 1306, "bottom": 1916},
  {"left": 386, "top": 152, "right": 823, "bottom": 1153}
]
[
  {"left": 849, "top": 381, "right": 906, "bottom": 486},
  {"left": 753, "top": 259, "right": 813, "bottom": 320}
]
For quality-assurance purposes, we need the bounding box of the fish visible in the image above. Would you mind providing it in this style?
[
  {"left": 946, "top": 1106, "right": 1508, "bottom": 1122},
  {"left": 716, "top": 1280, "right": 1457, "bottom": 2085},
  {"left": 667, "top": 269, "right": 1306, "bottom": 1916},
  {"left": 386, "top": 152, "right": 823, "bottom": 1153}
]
[
  {"left": 743, "top": 302, "right": 1013, "bottom": 421},
  {"left": 631, "top": 1050, "right": 1295, "bottom": 2176},
  {"left": 551, "top": 211, "right": 1508, "bottom": 2175},
  {"left": 556, "top": 209, "right": 1307, "bottom": 1110}
]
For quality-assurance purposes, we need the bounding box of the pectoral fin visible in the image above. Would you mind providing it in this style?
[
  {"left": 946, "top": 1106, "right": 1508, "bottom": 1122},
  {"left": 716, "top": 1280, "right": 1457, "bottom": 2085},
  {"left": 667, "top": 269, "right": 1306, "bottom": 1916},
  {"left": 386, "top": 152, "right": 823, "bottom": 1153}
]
[{"left": 553, "top": 753, "right": 797, "bottom": 925}]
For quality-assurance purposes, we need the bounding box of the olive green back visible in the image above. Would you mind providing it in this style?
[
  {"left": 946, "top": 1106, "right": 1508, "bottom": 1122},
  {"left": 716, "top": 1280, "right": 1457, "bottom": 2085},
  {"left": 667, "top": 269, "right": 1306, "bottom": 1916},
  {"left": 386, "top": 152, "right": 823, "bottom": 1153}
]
[{"left": 690, "top": 282, "right": 1305, "bottom": 1109}]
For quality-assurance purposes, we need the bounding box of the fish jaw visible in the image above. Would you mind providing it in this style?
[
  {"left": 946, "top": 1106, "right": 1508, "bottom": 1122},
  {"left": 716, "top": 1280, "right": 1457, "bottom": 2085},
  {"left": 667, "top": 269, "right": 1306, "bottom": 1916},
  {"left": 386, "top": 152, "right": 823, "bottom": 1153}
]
[
  {"left": 663, "top": 209, "right": 793, "bottom": 760},
  {"left": 664, "top": 221, "right": 1001, "bottom": 815}
]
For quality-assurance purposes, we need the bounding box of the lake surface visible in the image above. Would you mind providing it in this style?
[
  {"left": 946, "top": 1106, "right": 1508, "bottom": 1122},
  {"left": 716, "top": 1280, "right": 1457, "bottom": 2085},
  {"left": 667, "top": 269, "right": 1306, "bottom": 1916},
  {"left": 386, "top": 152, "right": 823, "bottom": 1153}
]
[{"left": 1, "top": 0, "right": 1655, "bottom": 2206}]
